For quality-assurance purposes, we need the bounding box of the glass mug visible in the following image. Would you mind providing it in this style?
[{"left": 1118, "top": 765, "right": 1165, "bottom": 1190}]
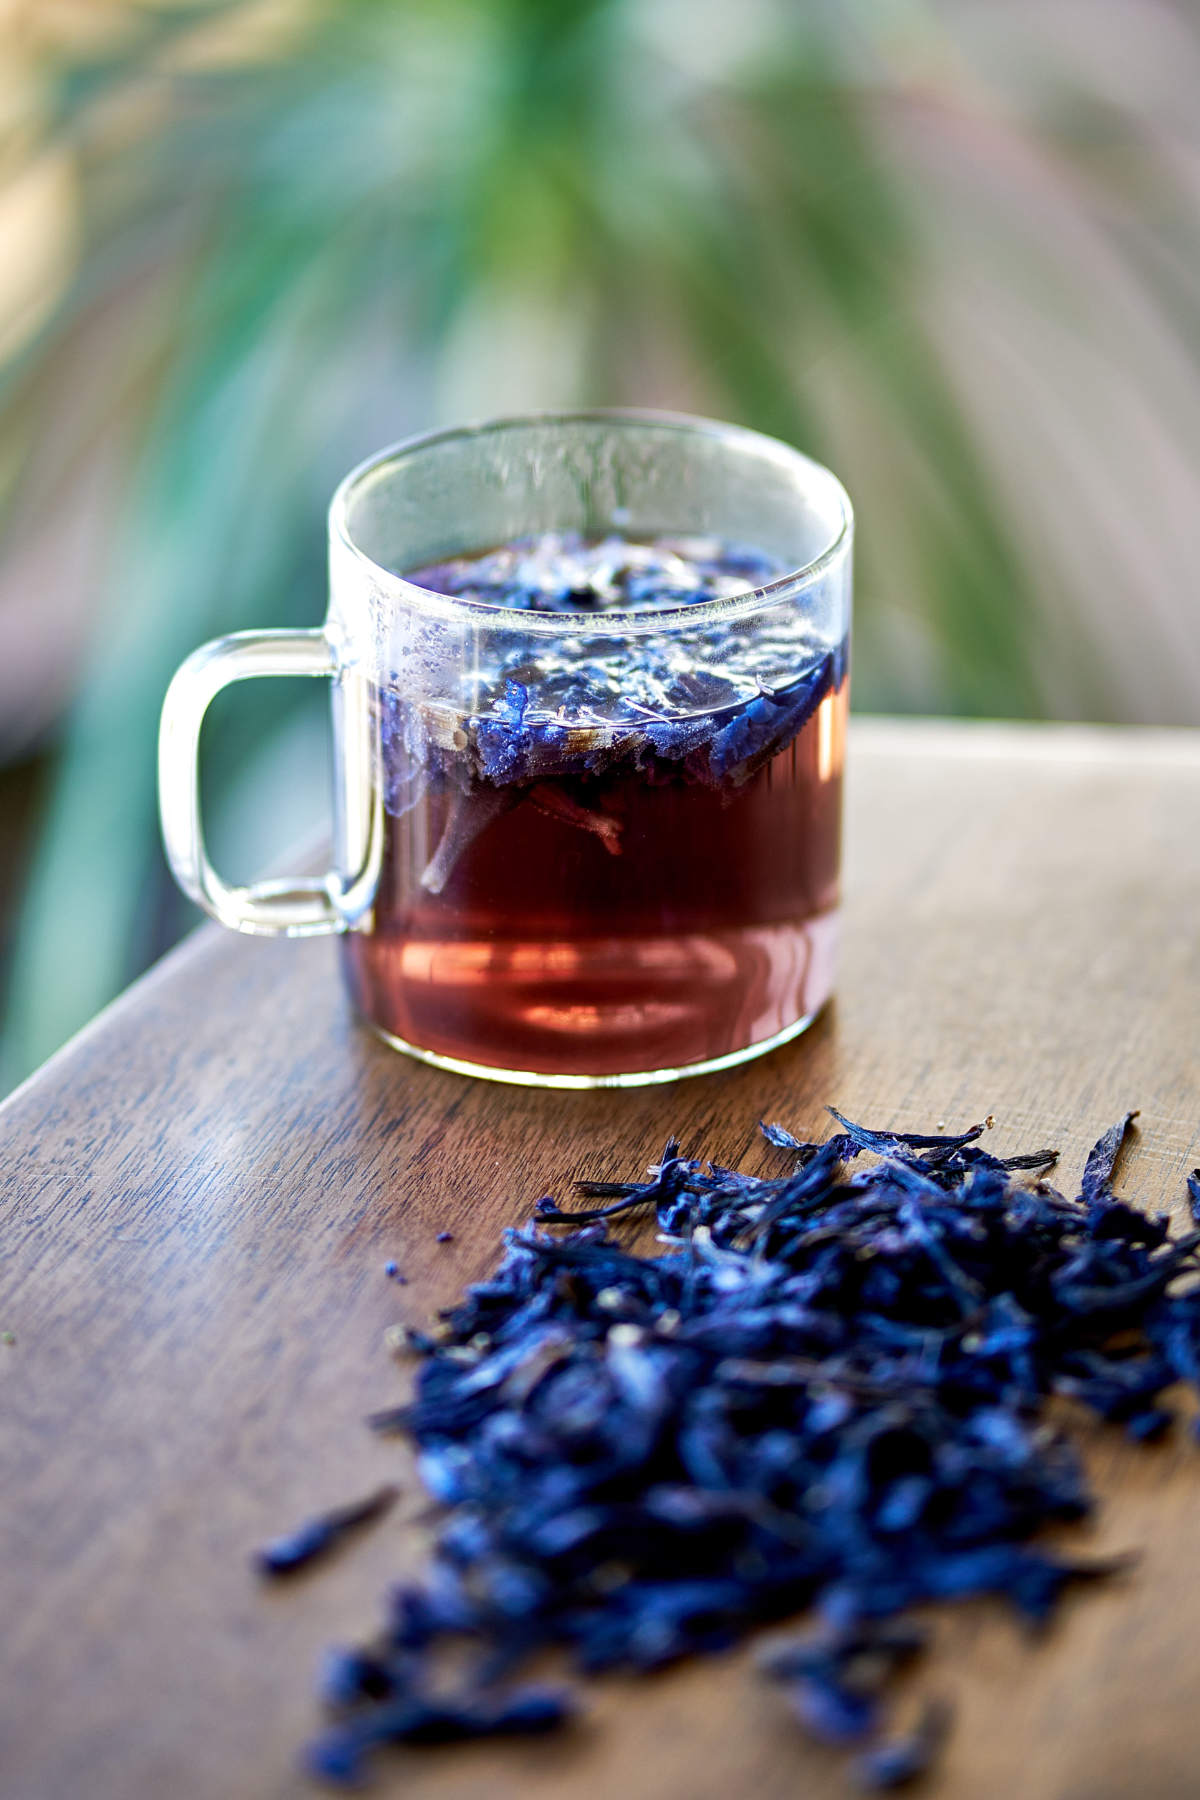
[{"left": 158, "top": 411, "right": 852, "bottom": 1087}]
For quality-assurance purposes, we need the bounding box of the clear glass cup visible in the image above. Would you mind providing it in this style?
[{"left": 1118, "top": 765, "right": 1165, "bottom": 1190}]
[{"left": 159, "top": 410, "right": 852, "bottom": 1087}]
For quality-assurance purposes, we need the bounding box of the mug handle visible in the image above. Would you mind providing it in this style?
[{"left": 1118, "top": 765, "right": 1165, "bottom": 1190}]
[{"left": 158, "top": 627, "right": 343, "bottom": 936}]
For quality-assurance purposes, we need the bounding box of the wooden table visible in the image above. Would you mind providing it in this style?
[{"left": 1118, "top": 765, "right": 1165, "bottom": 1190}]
[{"left": 4, "top": 719, "right": 1200, "bottom": 1800}]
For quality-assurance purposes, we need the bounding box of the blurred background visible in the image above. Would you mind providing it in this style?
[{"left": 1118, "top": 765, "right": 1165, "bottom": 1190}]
[{"left": 0, "top": 0, "right": 1198, "bottom": 1091}]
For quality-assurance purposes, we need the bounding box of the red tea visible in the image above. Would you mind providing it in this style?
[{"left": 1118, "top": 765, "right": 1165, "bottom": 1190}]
[{"left": 338, "top": 534, "right": 847, "bottom": 1079}]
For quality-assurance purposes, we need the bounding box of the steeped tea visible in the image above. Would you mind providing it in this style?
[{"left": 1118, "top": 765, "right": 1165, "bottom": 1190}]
[{"left": 338, "top": 533, "right": 848, "bottom": 1079}]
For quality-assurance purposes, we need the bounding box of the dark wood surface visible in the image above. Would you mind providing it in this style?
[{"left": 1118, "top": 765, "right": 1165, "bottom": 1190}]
[{"left": 4, "top": 719, "right": 1200, "bottom": 1800}]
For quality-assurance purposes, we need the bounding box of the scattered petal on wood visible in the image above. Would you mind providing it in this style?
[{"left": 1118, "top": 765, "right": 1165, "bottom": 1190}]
[
  {"left": 303, "top": 1109, "right": 1199, "bottom": 1788},
  {"left": 255, "top": 1486, "right": 398, "bottom": 1578}
]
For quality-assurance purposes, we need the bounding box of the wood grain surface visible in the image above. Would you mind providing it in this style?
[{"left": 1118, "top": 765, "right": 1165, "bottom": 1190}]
[{"left": 3, "top": 718, "right": 1200, "bottom": 1800}]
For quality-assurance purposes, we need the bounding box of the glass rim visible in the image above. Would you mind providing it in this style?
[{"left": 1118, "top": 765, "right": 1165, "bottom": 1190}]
[{"left": 328, "top": 408, "right": 853, "bottom": 639}]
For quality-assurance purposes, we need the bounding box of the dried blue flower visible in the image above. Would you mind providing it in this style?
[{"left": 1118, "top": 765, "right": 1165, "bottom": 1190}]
[
  {"left": 255, "top": 1486, "right": 398, "bottom": 1577},
  {"left": 852, "top": 1698, "right": 953, "bottom": 1791},
  {"left": 301, "top": 1108, "right": 1200, "bottom": 1790},
  {"left": 372, "top": 535, "right": 848, "bottom": 897},
  {"left": 306, "top": 1685, "right": 573, "bottom": 1784},
  {"left": 825, "top": 1108, "right": 989, "bottom": 1160},
  {"left": 759, "top": 1120, "right": 814, "bottom": 1152},
  {"left": 1080, "top": 1109, "right": 1139, "bottom": 1203}
]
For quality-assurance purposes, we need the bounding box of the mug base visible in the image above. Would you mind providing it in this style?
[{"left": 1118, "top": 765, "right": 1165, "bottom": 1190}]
[{"left": 356, "top": 1004, "right": 826, "bottom": 1090}]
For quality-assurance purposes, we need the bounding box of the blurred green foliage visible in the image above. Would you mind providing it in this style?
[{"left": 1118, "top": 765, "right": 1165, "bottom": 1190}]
[{"left": 1, "top": 0, "right": 1198, "bottom": 1086}]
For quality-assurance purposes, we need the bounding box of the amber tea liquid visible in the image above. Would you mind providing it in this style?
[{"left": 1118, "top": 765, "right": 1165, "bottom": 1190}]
[{"left": 338, "top": 534, "right": 847, "bottom": 1079}]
